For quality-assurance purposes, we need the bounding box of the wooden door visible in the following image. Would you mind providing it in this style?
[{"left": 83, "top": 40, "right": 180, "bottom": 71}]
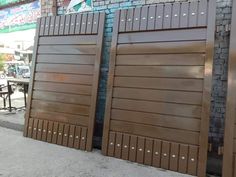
[
  {"left": 24, "top": 12, "right": 105, "bottom": 151},
  {"left": 102, "top": 1, "right": 216, "bottom": 176},
  {"left": 222, "top": 0, "right": 236, "bottom": 176}
]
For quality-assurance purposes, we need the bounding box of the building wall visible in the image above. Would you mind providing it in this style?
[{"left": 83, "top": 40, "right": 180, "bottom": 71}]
[{"left": 40, "top": 0, "right": 232, "bottom": 152}]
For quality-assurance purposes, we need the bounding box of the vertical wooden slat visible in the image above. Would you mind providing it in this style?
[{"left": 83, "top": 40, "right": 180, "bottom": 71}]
[
  {"left": 74, "top": 126, "right": 81, "bottom": 149},
  {"left": 161, "top": 141, "right": 170, "bottom": 170},
  {"left": 32, "top": 119, "right": 38, "bottom": 139},
  {"left": 69, "top": 14, "right": 76, "bottom": 35},
  {"left": 68, "top": 125, "right": 75, "bottom": 148},
  {"left": 126, "top": 9, "right": 134, "bottom": 32},
  {"left": 53, "top": 16, "right": 60, "bottom": 35},
  {"left": 180, "top": 2, "right": 189, "bottom": 28},
  {"left": 64, "top": 15, "right": 71, "bottom": 35},
  {"left": 27, "top": 118, "right": 34, "bottom": 138},
  {"left": 62, "top": 124, "right": 70, "bottom": 147},
  {"left": 59, "top": 15, "right": 65, "bottom": 35},
  {"left": 140, "top": 6, "right": 148, "bottom": 31},
  {"left": 147, "top": 5, "right": 156, "bottom": 30},
  {"left": 80, "top": 127, "right": 87, "bottom": 150},
  {"left": 129, "top": 135, "right": 137, "bottom": 162},
  {"left": 155, "top": 4, "right": 164, "bottom": 30},
  {"left": 36, "top": 119, "right": 43, "bottom": 140},
  {"left": 52, "top": 122, "right": 58, "bottom": 144},
  {"left": 132, "top": 7, "right": 141, "bottom": 31},
  {"left": 57, "top": 123, "right": 64, "bottom": 145},
  {"left": 137, "top": 137, "right": 145, "bottom": 164},
  {"left": 108, "top": 132, "right": 116, "bottom": 156},
  {"left": 39, "top": 17, "right": 46, "bottom": 36},
  {"left": 114, "top": 132, "right": 123, "bottom": 158},
  {"left": 80, "top": 13, "right": 88, "bottom": 34},
  {"left": 119, "top": 9, "right": 127, "bottom": 32},
  {"left": 152, "top": 140, "right": 161, "bottom": 167},
  {"left": 170, "top": 143, "right": 179, "bottom": 171},
  {"left": 92, "top": 13, "right": 99, "bottom": 34},
  {"left": 189, "top": 1, "right": 198, "bottom": 27},
  {"left": 121, "top": 134, "right": 130, "bottom": 160},
  {"left": 171, "top": 3, "right": 180, "bottom": 28},
  {"left": 178, "top": 144, "right": 189, "bottom": 173},
  {"left": 75, "top": 14, "right": 82, "bottom": 34},
  {"left": 41, "top": 120, "right": 48, "bottom": 141},
  {"left": 144, "top": 138, "right": 153, "bottom": 165},
  {"left": 188, "top": 145, "right": 198, "bottom": 176},
  {"left": 49, "top": 16, "right": 55, "bottom": 35},
  {"left": 198, "top": 0, "right": 208, "bottom": 26},
  {"left": 44, "top": 17, "right": 50, "bottom": 36},
  {"left": 86, "top": 13, "right": 93, "bottom": 34},
  {"left": 46, "top": 121, "right": 53, "bottom": 143},
  {"left": 163, "top": 3, "right": 172, "bottom": 29}
]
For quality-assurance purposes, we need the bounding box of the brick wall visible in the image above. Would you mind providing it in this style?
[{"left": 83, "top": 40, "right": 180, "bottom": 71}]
[{"left": 40, "top": 0, "right": 232, "bottom": 153}]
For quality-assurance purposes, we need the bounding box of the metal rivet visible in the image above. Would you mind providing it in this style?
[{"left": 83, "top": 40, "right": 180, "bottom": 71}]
[
  {"left": 110, "top": 142, "right": 114, "bottom": 145},
  {"left": 158, "top": 16, "right": 161, "bottom": 18},
  {"left": 69, "top": 135, "right": 73, "bottom": 138},
  {"left": 163, "top": 153, "right": 167, "bottom": 157},
  {"left": 183, "top": 13, "right": 187, "bottom": 16},
  {"left": 94, "top": 22, "right": 97, "bottom": 24},
  {"left": 33, "top": 128, "right": 36, "bottom": 131},
  {"left": 192, "top": 12, "right": 196, "bottom": 16},
  {"left": 43, "top": 130, "right": 46, "bottom": 132},
  {"left": 117, "top": 144, "right": 120, "bottom": 147},
  {"left": 51, "top": 25, "right": 53, "bottom": 27},
  {"left": 46, "top": 25, "right": 48, "bottom": 27},
  {"left": 181, "top": 156, "right": 185, "bottom": 160},
  {"left": 147, "top": 150, "right": 151, "bottom": 153},
  {"left": 124, "top": 145, "right": 127, "bottom": 148},
  {"left": 64, "top": 134, "right": 67, "bottom": 137},
  {"left": 38, "top": 129, "right": 41, "bottom": 132},
  {"left": 28, "top": 127, "right": 31, "bottom": 129},
  {"left": 135, "top": 18, "right": 138, "bottom": 21},
  {"left": 165, "top": 15, "right": 169, "bottom": 18},
  {"left": 82, "top": 23, "right": 85, "bottom": 25},
  {"left": 191, "top": 158, "right": 195, "bottom": 162},
  {"left": 201, "top": 12, "right": 205, "bottom": 15},
  {"left": 60, "top": 24, "right": 63, "bottom": 26},
  {"left": 139, "top": 148, "right": 142, "bottom": 151},
  {"left": 41, "top": 26, "right": 43, "bottom": 28},
  {"left": 82, "top": 137, "right": 85, "bottom": 140},
  {"left": 155, "top": 152, "right": 159, "bottom": 155},
  {"left": 76, "top": 23, "right": 79, "bottom": 25},
  {"left": 88, "top": 22, "right": 91, "bottom": 25},
  {"left": 174, "top": 14, "right": 178, "bottom": 17},
  {"left": 48, "top": 131, "right": 51, "bottom": 134},
  {"left": 76, "top": 136, "right": 79, "bottom": 139},
  {"left": 142, "top": 17, "right": 146, "bottom": 20},
  {"left": 56, "top": 24, "right": 58, "bottom": 26},
  {"left": 59, "top": 133, "right": 62, "bottom": 136},
  {"left": 71, "top": 23, "right": 74, "bottom": 25},
  {"left": 172, "top": 155, "right": 176, "bottom": 158},
  {"left": 150, "top": 16, "right": 154, "bottom": 19},
  {"left": 66, "top": 24, "right": 69, "bottom": 26},
  {"left": 53, "top": 132, "right": 56, "bottom": 134},
  {"left": 121, "top": 19, "right": 124, "bottom": 22},
  {"left": 131, "top": 147, "right": 135, "bottom": 150},
  {"left": 128, "top": 18, "right": 131, "bottom": 21}
]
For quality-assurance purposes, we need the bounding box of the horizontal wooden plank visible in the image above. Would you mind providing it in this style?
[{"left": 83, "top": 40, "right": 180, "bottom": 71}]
[
  {"left": 31, "top": 100, "right": 90, "bottom": 116},
  {"left": 36, "top": 64, "right": 94, "bottom": 75},
  {"left": 33, "top": 91, "right": 91, "bottom": 105},
  {"left": 37, "top": 54, "right": 95, "bottom": 65},
  {"left": 115, "top": 66, "right": 204, "bottom": 79},
  {"left": 113, "top": 87, "right": 202, "bottom": 105},
  {"left": 116, "top": 54, "right": 205, "bottom": 66},
  {"left": 118, "top": 28, "right": 207, "bottom": 44},
  {"left": 114, "top": 77, "right": 203, "bottom": 92},
  {"left": 112, "top": 98, "right": 202, "bottom": 118},
  {"left": 39, "top": 35, "right": 97, "bottom": 45},
  {"left": 110, "top": 120, "right": 199, "bottom": 145},
  {"left": 30, "top": 109, "right": 88, "bottom": 126},
  {"left": 117, "top": 41, "right": 206, "bottom": 54},
  {"left": 34, "top": 73, "right": 93, "bottom": 85},
  {"left": 111, "top": 109, "right": 201, "bottom": 131},
  {"left": 38, "top": 45, "right": 96, "bottom": 55},
  {"left": 34, "top": 82, "right": 92, "bottom": 95}
]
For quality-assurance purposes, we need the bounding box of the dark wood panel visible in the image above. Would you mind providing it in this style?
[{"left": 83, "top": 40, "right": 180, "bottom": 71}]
[
  {"left": 113, "top": 87, "right": 202, "bottom": 105},
  {"left": 116, "top": 54, "right": 205, "bottom": 66},
  {"left": 33, "top": 91, "right": 91, "bottom": 105},
  {"left": 38, "top": 45, "right": 96, "bottom": 55},
  {"left": 111, "top": 109, "right": 201, "bottom": 131},
  {"left": 114, "top": 77, "right": 203, "bottom": 92},
  {"left": 35, "top": 73, "right": 93, "bottom": 85},
  {"left": 34, "top": 82, "right": 92, "bottom": 95},
  {"left": 39, "top": 35, "right": 97, "bottom": 45},
  {"left": 36, "top": 63, "right": 94, "bottom": 75},
  {"left": 37, "top": 54, "right": 95, "bottom": 65},
  {"left": 110, "top": 120, "right": 199, "bottom": 145},
  {"left": 115, "top": 66, "right": 204, "bottom": 79},
  {"left": 117, "top": 41, "right": 206, "bottom": 54}
]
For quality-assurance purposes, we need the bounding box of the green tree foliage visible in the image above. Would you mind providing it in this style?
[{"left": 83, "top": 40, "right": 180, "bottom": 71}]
[{"left": 0, "top": 54, "right": 5, "bottom": 71}]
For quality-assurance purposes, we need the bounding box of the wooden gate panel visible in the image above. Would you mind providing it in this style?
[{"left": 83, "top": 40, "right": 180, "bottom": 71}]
[
  {"left": 102, "top": 1, "right": 216, "bottom": 176},
  {"left": 24, "top": 12, "right": 105, "bottom": 151},
  {"left": 223, "top": 0, "right": 236, "bottom": 176}
]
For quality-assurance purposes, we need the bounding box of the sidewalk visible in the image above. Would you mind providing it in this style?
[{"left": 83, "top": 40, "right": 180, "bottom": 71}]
[{"left": 0, "top": 127, "right": 193, "bottom": 177}]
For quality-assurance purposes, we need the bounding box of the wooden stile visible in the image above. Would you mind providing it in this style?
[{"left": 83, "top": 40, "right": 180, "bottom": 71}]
[
  {"left": 24, "top": 12, "right": 105, "bottom": 151},
  {"left": 102, "top": 1, "right": 216, "bottom": 176}
]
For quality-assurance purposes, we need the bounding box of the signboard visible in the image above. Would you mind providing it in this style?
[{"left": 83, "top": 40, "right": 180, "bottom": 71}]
[
  {"left": 66, "top": 0, "right": 92, "bottom": 13},
  {"left": 0, "top": 1, "right": 40, "bottom": 33}
]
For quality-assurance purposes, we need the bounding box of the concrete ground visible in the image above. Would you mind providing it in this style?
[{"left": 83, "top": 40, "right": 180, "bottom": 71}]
[{"left": 0, "top": 127, "right": 193, "bottom": 177}]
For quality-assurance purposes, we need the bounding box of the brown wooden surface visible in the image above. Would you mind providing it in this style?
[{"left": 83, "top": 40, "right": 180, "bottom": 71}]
[
  {"left": 102, "top": 1, "right": 216, "bottom": 176},
  {"left": 223, "top": 0, "right": 236, "bottom": 176},
  {"left": 24, "top": 12, "right": 105, "bottom": 152}
]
